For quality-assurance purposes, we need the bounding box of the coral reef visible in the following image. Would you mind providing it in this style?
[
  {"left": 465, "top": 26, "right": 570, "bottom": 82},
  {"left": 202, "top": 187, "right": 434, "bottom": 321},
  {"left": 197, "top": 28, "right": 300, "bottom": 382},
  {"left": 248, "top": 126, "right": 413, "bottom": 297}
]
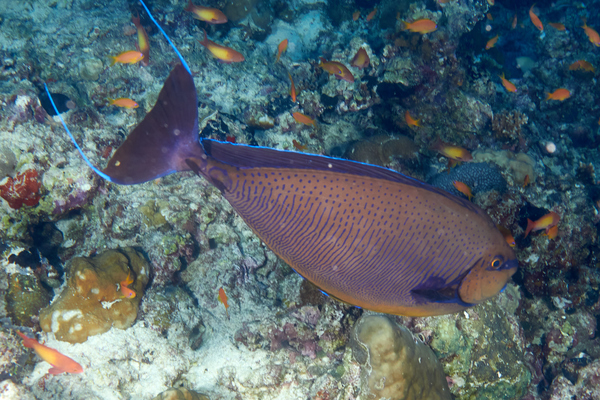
[
  {"left": 39, "top": 248, "right": 149, "bottom": 343},
  {"left": 350, "top": 314, "right": 451, "bottom": 400},
  {"left": 6, "top": 273, "right": 51, "bottom": 327},
  {"left": 0, "top": 170, "right": 42, "bottom": 210},
  {"left": 151, "top": 388, "right": 209, "bottom": 400}
]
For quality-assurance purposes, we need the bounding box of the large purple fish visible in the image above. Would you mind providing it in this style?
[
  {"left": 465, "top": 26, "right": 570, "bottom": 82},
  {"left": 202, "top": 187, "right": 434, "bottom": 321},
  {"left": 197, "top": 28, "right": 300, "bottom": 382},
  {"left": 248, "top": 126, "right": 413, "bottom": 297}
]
[{"left": 48, "top": 1, "right": 517, "bottom": 317}]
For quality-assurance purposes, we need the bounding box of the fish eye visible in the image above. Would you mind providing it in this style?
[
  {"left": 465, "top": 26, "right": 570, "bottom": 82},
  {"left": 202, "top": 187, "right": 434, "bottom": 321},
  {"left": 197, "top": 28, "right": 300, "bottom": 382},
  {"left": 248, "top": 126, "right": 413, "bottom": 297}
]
[{"left": 490, "top": 257, "right": 503, "bottom": 269}]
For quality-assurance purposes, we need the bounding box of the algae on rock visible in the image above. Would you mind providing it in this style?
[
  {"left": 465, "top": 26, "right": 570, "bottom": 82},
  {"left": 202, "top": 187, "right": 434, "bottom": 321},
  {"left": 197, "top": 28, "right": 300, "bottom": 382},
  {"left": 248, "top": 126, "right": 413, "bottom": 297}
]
[
  {"left": 6, "top": 273, "right": 51, "bottom": 327},
  {"left": 351, "top": 314, "right": 451, "bottom": 400},
  {"left": 39, "top": 247, "right": 149, "bottom": 343}
]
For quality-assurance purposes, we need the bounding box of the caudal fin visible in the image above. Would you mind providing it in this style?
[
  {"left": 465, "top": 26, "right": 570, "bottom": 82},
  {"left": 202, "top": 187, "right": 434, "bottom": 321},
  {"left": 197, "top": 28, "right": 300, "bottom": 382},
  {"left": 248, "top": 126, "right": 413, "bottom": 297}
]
[{"left": 524, "top": 218, "right": 534, "bottom": 238}]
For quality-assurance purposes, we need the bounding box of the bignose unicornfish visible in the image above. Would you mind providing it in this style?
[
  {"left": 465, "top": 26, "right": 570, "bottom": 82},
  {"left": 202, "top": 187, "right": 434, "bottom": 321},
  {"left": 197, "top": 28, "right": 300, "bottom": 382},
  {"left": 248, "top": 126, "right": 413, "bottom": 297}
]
[{"left": 45, "top": 0, "right": 517, "bottom": 317}]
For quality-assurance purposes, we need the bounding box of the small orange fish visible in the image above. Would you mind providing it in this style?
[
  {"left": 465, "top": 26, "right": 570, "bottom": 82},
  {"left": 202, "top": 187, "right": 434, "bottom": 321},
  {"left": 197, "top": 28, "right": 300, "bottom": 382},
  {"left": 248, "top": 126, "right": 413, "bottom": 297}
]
[
  {"left": 546, "top": 88, "right": 571, "bottom": 101},
  {"left": 198, "top": 29, "right": 244, "bottom": 63},
  {"left": 405, "top": 110, "right": 420, "bottom": 127},
  {"left": 402, "top": 19, "right": 438, "bottom": 34},
  {"left": 120, "top": 270, "right": 136, "bottom": 299},
  {"left": 431, "top": 141, "right": 473, "bottom": 162},
  {"left": 529, "top": 4, "right": 543, "bottom": 32},
  {"left": 276, "top": 39, "right": 288, "bottom": 63},
  {"left": 319, "top": 57, "right": 354, "bottom": 82},
  {"left": 350, "top": 48, "right": 370, "bottom": 69},
  {"left": 497, "top": 226, "right": 516, "bottom": 247},
  {"left": 288, "top": 73, "right": 297, "bottom": 103},
  {"left": 292, "top": 112, "right": 316, "bottom": 127},
  {"left": 108, "top": 98, "right": 139, "bottom": 109},
  {"left": 437, "top": 0, "right": 450, "bottom": 4},
  {"left": 582, "top": 20, "right": 600, "bottom": 46},
  {"left": 366, "top": 8, "right": 377, "bottom": 22},
  {"left": 453, "top": 181, "right": 472, "bottom": 201},
  {"left": 17, "top": 332, "right": 83, "bottom": 375},
  {"left": 109, "top": 50, "right": 144, "bottom": 66},
  {"left": 487, "top": 0, "right": 494, "bottom": 5},
  {"left": 486, "top": 13, "right": 494, "bottom": 21},
  {"left": 524, "top": 211, "right": 560, "bottom": 237},
  {"left": 185, "top": 0, "right": 227, "bottom": 24},
  {"left": 548, "top": 22, "right": 566, "bottom": 31},
  {"left": 511, "top": 14, "right": 517, "bottom": 30},
  {"left": 499, "top": 73, "right": 517, "bottom": 93},
  {"left": 353, "top": 11, "right": 360, "bottom": 21},
  {"left": 218, "top": 287, "right": 229, "bottom": 318},
  {"left": 569, "top": 60, "right": 595, "bottom": 73},
  {"left": 486, "top": 35, "right": 499, "bottom": 49},
  {"left": 292, "top": 139, "right": 307, "bottom": 151},
  {"left": 544, "top": 224, "right": 558, "bottom": 240},
  {"left": 132, "top": 15, "right": 150, "bottom": 66},
  {"left": 523, "top": 174, "right": 530, "bottom": 187}
]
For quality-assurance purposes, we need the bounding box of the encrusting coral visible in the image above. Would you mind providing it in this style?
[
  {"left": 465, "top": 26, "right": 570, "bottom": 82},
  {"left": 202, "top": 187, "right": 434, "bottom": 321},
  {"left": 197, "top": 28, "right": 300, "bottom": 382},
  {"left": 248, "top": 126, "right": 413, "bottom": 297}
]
[
  {"left": 39, "top": 247, "right": 149, "bottom": 343},
  {"left": 350, "top": 314, "right": 451, "bottom": 400}
]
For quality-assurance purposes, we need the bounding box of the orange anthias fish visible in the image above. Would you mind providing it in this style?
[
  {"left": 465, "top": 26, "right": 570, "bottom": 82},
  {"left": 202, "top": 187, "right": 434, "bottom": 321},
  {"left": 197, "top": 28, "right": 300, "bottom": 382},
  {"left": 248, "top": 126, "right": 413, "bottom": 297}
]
[
  {"left": 16, "top": 332, "right": 83, "bottom": 375},
  {"left": 319, "top": 58, "right": 354, "bottom": 82},
  {"left": 500, "top": 73, "right": 517, "bottom": 93},
  {"left": 453, "top": 181, "right": 472, "bottom": 201},
  {"left": 276, "top": 39, "right": 288, "bottom": 63},
  {"left": 582, "top": 20, "right": 600, "bottom": 46},
  {"left": 402, "top": 19, "right": 438, "bottom": 34},
  {"left": 120, "top": 270, "right": 136, "bottom": 299},
  {"left": 511, "top": 14, "right": 517, "bottom": 30},
  {"left": 366, "top": 8, "right": 377, "bottom": 22},
  {"left": 350, "top": 48, "right": 370, "bottom": 69},
  {"left": 198, "top": 29, "right": 244, "bottom": 63},
  {"left": 405, "top": 110, "right": 420, "bottom": 127},
  {"left": 109, "top": 50, "right": 144, "bottom": 66},
  {"left": 523, "top": 174, "right": 530, "bottom": 187},
  {"left": 497, "top": 226, "right": 516, "bottom": 247},
  {"left": 548, "top": 22, "right": 566, "bottom": 31},
  {"left": 529, "top": 4, "right": 543, "bottom": 32},
  {"left": 288, "top": 73, "right": 297, "bottom": 103},
  {"left": 486, "top": 35, "right": 499, "bottom": 49},
  {"left": 132, "top": 15, "right": 150, "bottom": 66},
  {"left": 431, "top": 141, "right": 473, "bottom": 162},
  {"left": 108, "top": 98, "right": 139, "bottom": 109},
  {"left": 569, "top": 60, "right": 595, "bottom": 73},
  {"left": 546, "top": 88, "right": 571, "bottom": 101},
  {"left": 218, "top": 287, "right": 229, "bottom": 318},
  {"left": 486, "top": 13, "right": 493, "bottom": 21},
  {"left": 292, "top": 112, "right": 316, "bottom": 127},
  {"left": 524, "top": 211, "right": 560, "bottom": 237},
  {"left": 544, "top": 224, "right": 558, "bottom": 240},
  {"left": 352, "top": 11, "right": 360, "bottom": 21},
  {"left": 185, "top": 0, "right": 227, "bottom": 24}
]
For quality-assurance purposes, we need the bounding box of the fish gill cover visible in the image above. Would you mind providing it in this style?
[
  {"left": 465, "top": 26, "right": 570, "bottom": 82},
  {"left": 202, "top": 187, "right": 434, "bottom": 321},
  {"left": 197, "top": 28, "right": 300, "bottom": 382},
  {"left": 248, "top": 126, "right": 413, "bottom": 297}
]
[{"left": 0, "top": 0, "right": 599, "bottom": 399}]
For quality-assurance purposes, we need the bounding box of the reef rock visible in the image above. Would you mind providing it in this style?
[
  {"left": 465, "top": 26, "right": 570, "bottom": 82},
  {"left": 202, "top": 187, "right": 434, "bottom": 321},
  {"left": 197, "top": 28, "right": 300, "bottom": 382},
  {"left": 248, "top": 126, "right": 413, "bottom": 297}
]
[
  {"left": 350, "top": 314, "right": 451, "bottom": 400},
  {"left": 39, "top": 248, "right": 149, "bottom": 343},
  {"left": 151, "top": 387, "right": 210, "bottom": 400}
]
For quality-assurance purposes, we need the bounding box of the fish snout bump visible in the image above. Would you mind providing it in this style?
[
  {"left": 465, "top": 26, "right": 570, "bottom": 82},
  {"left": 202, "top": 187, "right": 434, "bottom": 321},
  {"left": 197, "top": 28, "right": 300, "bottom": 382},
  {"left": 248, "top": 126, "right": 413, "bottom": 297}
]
[{"left": 458, "top": 253, "right": 518, "bottom": 305}]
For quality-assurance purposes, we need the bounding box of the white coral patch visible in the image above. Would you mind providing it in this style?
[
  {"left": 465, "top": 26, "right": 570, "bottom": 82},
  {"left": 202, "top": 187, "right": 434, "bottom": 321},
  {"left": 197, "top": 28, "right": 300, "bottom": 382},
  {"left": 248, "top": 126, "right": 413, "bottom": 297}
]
[
  {"left": 51, "top": 311, "right": 61, "bottom": 333},
  {"left": 61, "top": 309, "right": 83, "bottom": 321}
]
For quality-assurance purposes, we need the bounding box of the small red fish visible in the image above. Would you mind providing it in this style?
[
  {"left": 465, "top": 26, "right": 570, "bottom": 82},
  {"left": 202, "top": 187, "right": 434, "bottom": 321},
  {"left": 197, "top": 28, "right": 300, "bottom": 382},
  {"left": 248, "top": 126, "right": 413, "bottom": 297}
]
[
  {"left": 352, "top": 11, "right": 360, "bottom": 21},
  {"left": 198, "top": 29, "right": 244, "bottom": 63},
  {"left": 524, "top": 211, "right": 560, "bottom": 237},
  {"left": 120, "top": 270, "right": 136, "bottom": 299},
  {"left": 431, "top": 141, "right": 473, "bottom": 162},
  {"left": 546, "top": 88, "right": 570, "bottom": 101},
  {"left": 582, "top": 20, "right": 600, "bottom": 46},
  {"left": 292, "top": 112, "right": 316, "bottom": 127},
  {"left": 350, "top": 48, "right": 370, "bottom": 69},
  {"left": 319, "top": 57, "right": 354, "bottom": 82},
  {"left": 132, "top": 15, "right": 150, "bottom": 66},
  {"left": 17, "top": 332, "right": 83, "bottom": 375},
  {"left": 405, "top": 110, "right": 420, "bottom": 127},
  {"left": 499, "top": 73, "right": 517, "bottom": 93},
  {"left": 109, "top": 50, "right": 144, "bottom": 66},
  {"left": 511, "top": 13, "right": 517, "bottom": 30},
  {"left": 288, "top": 73, "right": 297, "bottom": 103},
  {"left": 276, "top": 39, "right": 288, "bottom": 63},
  {"left": 569, "top": 60, "right": 595, "bottom": 73},
  {"left": 108, "top": 98, "right": 139, "bottom": 109},
  {"left": 529, "top": 4, "right": 543, "bottom": 32},
  {"left": 401, "top": 19, "right": 437, "bottom": 34},
  {"left": 548, "top": 22, "right": 566, "bottom": 31},
  {"left": 292, "top": 139, "right": 307, "bottom": 151},
  {"left": 366, "top": 8, "right": 377, "bottom": 22},
  {"left": 218, "top": 287, "right": 229, "bottom": 318},
  {"left": 453, "top": 181, "right": 472, "bottom": 201},
  {"left": 185, "top": 0, "right": 227, "bottom": 24},
  {"left": 523, "top": 174, "right": 530, "bottom": 187},
  {"left": 486, "top": 35, "right": 499, "bottom": 49},
  {"left": 497, "top": 226, "right": 516, "bottom": 247}
]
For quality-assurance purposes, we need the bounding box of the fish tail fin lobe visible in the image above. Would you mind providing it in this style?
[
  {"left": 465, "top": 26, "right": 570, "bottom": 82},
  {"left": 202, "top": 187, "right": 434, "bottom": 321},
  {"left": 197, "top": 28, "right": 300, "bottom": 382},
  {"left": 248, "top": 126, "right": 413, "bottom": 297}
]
[
  {"left": 184, "top": 0, "right": 194, "bottom": 12},
  {"left": 199, "top": 28, "right": 209, "bottom": 48},
  {"left": 109, "top": 56, "right": 117, "bottom": 66},
  {"left": 524, "top": 218, "right": 534, "bottom": 237}
]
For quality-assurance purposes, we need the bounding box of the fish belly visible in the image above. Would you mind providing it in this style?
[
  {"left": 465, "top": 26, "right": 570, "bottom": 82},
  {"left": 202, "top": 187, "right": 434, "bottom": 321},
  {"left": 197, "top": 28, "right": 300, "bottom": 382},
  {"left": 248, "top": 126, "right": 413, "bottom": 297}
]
[{"left": 223, "top": 167, "right": 486, "bottom": 316}]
